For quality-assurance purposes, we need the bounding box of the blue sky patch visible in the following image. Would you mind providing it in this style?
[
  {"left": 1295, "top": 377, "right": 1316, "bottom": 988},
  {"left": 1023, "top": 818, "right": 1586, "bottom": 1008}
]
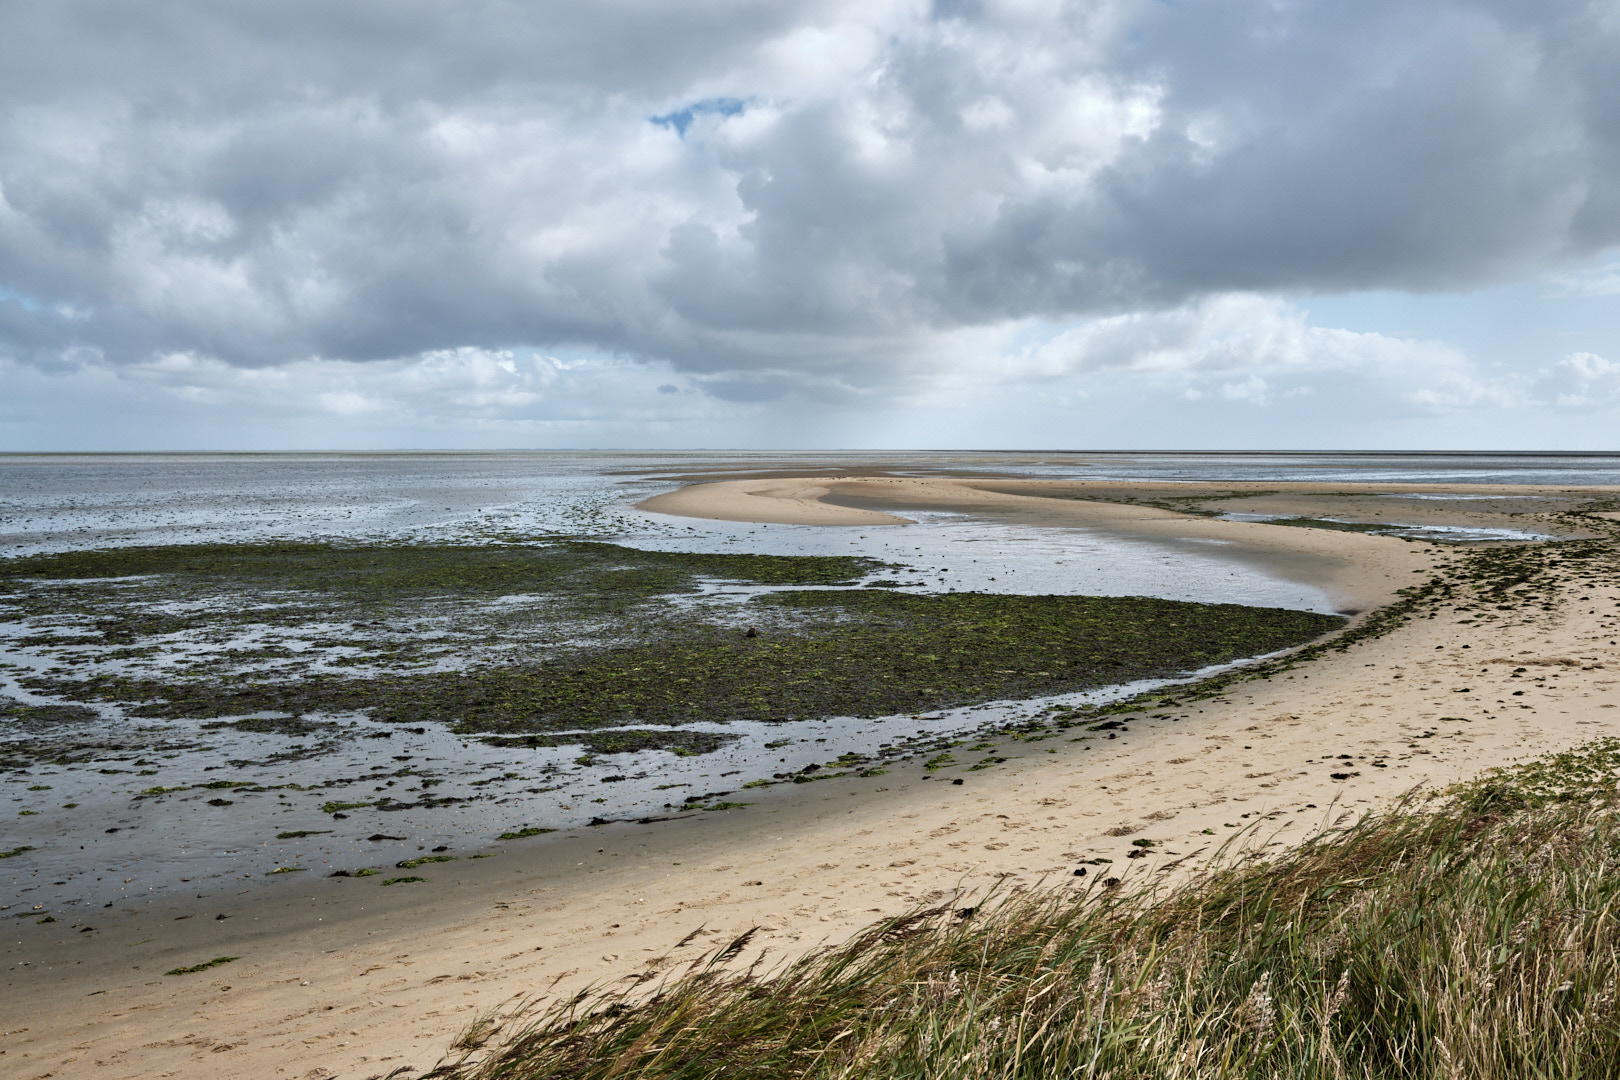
[{"left": 651, "top": 97, "right": 746, "bottom": 137}]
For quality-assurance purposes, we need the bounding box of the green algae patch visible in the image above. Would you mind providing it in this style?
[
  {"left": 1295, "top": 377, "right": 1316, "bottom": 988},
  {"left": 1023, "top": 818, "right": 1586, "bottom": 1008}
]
[
  {"left": 396, "top": 855, "right": 457, "bottom": 869},
  {"left": 1, "top": 846, "right": 36, "bottom": 859},
  {"left": 0, "top": 538, "right": 880, "bottom": 599},
  {"left": 496, "top": 827, "right": 554, "bottom": 840},
  {"left": 381, "top": 875, "right": 427, "bottom": 886},
  {"left": 320, "top": 800, "right": 372, "bottom": 815},
  {"left": 165, "top": 956, "right": 238, "bottom": 976},
  {"left": 137, "top": 779, "right": 255, "bottom": 798}
]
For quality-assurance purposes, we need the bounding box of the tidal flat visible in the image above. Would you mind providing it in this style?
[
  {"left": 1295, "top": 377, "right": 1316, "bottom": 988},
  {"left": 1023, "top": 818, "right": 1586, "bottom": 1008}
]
[
  {"left": 5, "top": 458, "right": 1620, "bottom": 1080},
  {"left": 1, "top": 538, "right": 1341, "bottom": 911}
]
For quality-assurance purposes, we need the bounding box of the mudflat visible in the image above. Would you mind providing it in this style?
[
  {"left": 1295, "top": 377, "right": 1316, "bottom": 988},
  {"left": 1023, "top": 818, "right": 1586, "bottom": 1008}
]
[{"left": 4, "top": 479, "right": 1619, "bottom": 1080}]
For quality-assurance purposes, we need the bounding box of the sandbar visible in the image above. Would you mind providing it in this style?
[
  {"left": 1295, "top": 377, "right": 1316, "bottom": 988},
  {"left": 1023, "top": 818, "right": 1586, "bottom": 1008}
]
[{"left": 644, "top": 475, "right": 1610, "bottom": 614}]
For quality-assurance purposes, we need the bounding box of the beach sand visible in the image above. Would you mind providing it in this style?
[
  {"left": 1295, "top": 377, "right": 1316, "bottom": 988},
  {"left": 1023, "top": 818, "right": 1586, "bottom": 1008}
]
[{"left": 5, "top": 479, "right": 1618, "bottom": 1079}]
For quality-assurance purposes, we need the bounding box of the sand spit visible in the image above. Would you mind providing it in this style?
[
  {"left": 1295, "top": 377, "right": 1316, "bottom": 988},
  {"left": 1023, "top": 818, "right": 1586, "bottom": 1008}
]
[
  {"left": 643, "top": 475, "right": 1610, "bottom": 613},
  {"left": 640, "top": 477, "right": 915, "bottom": 526},
  {"left": 639, "top": 474, "right": 1610, "bottom": 540},
  {"left": 5, "top": 482, "right": 1619, "bottom": 1079}
]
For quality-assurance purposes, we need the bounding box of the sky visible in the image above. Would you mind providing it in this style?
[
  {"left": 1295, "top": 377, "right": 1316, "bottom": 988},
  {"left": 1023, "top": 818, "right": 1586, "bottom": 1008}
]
[{"left": 1, "top": 0, "right": 1618, "bottom": 451}]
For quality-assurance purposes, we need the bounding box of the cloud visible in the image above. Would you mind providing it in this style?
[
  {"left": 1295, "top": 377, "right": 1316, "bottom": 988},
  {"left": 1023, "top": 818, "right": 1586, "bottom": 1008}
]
[
  {"left": 104, "top": 345, "right": 728, "bottom": 432},
  {"left": 0, "top": 0, "right": 1616, "bottom": 407},
  {"left": 1006, "top": 293, "right": 1510, "bottom": 412},
  {"left": 1551, "top": 261, "right": 1620, "bottom": 297},
  {"left": 1537, "top": 350, "right": 1620, "bottom": 408}
]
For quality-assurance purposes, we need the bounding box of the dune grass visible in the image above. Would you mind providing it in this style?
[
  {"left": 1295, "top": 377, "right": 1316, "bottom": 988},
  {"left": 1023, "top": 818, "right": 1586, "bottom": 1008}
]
[{"left": 421, "top": 740, "right": 1620, "bottom": 1079}]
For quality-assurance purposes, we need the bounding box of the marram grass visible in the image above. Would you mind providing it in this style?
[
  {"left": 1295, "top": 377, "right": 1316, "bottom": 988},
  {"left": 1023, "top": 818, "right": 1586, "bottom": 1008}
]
[{"left": 422, "top": 740, "right": 1620, "bottom": 1080}]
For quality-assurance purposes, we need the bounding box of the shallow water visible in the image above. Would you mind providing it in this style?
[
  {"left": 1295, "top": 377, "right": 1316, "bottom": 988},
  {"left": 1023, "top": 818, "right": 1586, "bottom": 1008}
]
[
  {"left": 633, "top": 510, "right": 1335, "bottom": 611},
  {"left": 1214, "top": 513, "right": 1558, "bottom": 543},
  {"left": 0, "top": 652, "right": 1276, "bottom": 918}
]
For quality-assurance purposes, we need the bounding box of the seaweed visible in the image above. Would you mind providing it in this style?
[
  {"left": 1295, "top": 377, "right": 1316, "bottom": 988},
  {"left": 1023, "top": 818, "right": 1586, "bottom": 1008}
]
[
  {"left": 480, "top": 729, "right": 738, "bottom": 756},
  {"left": 0, "top": 697, "right": 101, "bottom": 733},
  {"left": 164, "top": 956, "right": 237, "bottom": 975},
  {"left": 0, "top": 539, "right": 881, "bottom": 598},
  {"left": 22, "top": 587, "right": 1343, "bottom": 735},
  {"left": 202, "top": 716, "right": 332, "bottom": 737},
  {"left": 396, "top": 855, "right": 457, "bottom": 869}
]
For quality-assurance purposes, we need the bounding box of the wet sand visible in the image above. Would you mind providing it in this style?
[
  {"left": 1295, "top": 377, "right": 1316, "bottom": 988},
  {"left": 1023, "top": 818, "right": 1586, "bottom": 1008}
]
[{"left": 5, "top": 480, "right": 1619, "bottom": 1079}]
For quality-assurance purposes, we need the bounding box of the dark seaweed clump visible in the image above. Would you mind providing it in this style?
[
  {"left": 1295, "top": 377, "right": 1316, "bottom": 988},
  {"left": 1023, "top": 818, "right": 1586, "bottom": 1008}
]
[
  {"left": 0, "top": 696, "right": 101, "bottom": 733},
  {"left": 0, "top": 694, "right": 202, "bottom": 771},
  {"left": 482, "top": 729, "right": 737, "bottom": 756},
  {"left": 201, "top": 716, "right": 334, "bottom": 736}
]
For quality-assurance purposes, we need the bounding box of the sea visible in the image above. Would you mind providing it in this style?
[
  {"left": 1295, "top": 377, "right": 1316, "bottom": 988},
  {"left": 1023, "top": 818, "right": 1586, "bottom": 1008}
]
[{"left": 3, "top": 451, "right": 1618, "bottom": 914}]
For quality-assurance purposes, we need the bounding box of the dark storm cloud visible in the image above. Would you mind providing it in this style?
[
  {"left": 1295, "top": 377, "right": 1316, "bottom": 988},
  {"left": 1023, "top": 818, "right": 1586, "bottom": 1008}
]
[
  {"left": 938, "top": 0, "right": 1618, "bottom": 317},
  {"left": 0, "top": 0, "right": 1616, "bottom": 392}
]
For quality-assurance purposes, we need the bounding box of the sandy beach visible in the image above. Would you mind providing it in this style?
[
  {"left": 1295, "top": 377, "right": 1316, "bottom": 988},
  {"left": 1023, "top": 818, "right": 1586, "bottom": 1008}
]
[{"left": 5, "top": 477, "right": 1619, "bottom": 1079}]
